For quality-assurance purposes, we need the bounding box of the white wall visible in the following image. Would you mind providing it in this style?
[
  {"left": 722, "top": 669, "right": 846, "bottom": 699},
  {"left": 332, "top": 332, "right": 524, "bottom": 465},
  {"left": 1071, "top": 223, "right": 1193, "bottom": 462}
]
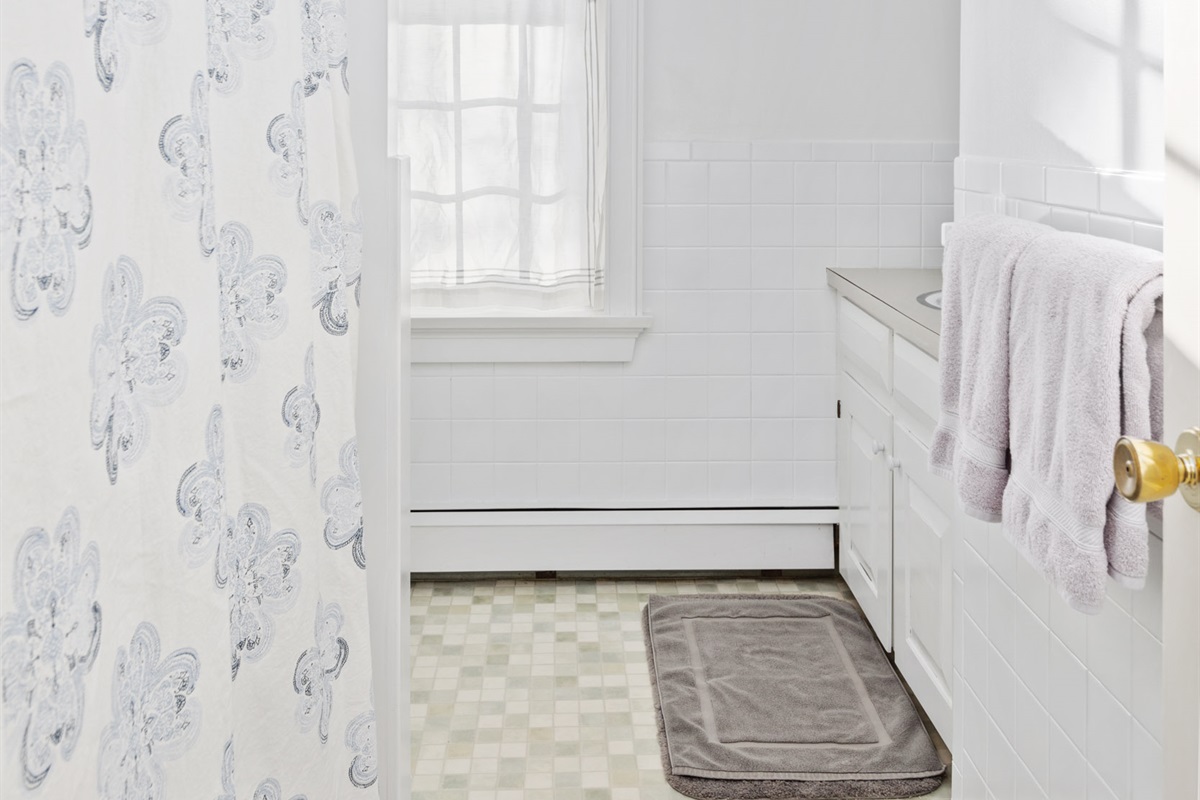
[
  {"left": 644, "top": 0, "right": 961, "bottom": 143},
  {"left": 960, "top": 0, "right": 1164, "bottom": 173}
]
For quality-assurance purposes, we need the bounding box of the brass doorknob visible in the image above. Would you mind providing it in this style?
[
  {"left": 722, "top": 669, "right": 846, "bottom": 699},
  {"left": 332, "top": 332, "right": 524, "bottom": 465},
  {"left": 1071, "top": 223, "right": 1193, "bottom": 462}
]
[{"left": 1113, "top": 428, "right": 1200, "bottom": 510}]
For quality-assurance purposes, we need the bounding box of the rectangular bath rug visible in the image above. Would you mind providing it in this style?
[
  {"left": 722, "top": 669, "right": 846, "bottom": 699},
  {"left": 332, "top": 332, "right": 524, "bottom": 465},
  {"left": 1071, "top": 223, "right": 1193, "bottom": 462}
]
[{"left": 643, "top": 595, "right": 945, "bottom": 799}]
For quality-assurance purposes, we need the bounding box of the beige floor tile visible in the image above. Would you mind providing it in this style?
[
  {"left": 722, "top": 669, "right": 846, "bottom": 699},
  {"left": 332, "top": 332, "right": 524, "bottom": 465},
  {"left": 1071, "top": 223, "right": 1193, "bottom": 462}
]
[{"left": 411, "top": 576, "right": 950, "bottom": 799}]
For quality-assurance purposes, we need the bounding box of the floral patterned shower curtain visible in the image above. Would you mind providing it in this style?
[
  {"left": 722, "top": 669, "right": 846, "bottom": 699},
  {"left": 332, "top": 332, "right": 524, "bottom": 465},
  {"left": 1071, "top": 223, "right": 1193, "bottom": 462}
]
[{"left": 0, "top": 2, "right": 379, "bottom": 797}]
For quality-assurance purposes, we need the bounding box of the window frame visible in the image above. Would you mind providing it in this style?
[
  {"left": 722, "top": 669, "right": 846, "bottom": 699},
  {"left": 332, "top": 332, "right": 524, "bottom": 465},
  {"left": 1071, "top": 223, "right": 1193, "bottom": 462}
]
[{"left": 401, "top": 0, "right": 649, "bottom": 363}]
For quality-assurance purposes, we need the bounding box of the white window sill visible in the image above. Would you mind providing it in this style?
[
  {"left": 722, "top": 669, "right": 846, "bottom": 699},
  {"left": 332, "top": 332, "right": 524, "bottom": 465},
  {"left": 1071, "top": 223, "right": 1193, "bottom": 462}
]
[{"left": 410, "top": 315, "right": 653, "bottom": 363}]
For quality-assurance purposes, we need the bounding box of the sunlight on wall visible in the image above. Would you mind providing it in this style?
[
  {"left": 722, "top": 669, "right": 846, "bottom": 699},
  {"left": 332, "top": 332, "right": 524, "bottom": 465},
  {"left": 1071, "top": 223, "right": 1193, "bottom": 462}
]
[{"left": 961, "top": 0, "right": 1163, "bottom": 173}]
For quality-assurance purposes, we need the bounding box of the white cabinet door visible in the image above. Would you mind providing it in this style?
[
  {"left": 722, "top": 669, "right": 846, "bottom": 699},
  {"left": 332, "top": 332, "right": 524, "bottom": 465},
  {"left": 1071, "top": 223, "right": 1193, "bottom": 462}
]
[
  {"left": 838, "top": 371, "right": 894, "bottom": 650},
  {"left": 892, "top": 423, "right": 954, "bottom": 741}
]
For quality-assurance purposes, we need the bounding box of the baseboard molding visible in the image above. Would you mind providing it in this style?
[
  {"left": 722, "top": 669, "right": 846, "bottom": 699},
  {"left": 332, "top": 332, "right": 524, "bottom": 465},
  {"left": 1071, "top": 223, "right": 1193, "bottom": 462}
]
[{"left": 410, "top": 508, "right": 837, "bottom": 572}]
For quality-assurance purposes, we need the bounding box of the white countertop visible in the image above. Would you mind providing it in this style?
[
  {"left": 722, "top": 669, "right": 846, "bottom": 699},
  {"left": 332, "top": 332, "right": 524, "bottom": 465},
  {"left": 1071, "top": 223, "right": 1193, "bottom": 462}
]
[{"left": 825, "top": 268, "right": 943, "bottom": 359}]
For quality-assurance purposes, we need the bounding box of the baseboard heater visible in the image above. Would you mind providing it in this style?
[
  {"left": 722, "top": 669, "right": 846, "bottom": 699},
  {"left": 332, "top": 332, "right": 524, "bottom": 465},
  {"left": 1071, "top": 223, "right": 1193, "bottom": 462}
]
[{"left": 409, "top": 508, "right": 837, "bottom": 573}]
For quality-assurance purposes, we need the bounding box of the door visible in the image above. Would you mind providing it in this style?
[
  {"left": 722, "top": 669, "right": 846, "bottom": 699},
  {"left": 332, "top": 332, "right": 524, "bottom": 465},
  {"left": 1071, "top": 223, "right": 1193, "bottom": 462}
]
[
  {"left": 892, "top": 424, "right": 954, "bottom": 740},
  {"left": 838, "top": 372, "right": 895, "bottom": 649},
  {"left": 1162, "top": 2, "right": 1200, "bottom": 794}
]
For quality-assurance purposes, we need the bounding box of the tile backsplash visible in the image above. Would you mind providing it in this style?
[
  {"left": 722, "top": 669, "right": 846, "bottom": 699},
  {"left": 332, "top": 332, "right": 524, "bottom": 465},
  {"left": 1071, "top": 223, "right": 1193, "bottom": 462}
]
[
  {"left": 953, "top": 519, "right": 1164, "bottom": 800},
  {"left": 953, "top": 156, "right": 1164, "bottom": 251},
  {"left": 411, "top": 140, "right": 957, "bottom": 510}
]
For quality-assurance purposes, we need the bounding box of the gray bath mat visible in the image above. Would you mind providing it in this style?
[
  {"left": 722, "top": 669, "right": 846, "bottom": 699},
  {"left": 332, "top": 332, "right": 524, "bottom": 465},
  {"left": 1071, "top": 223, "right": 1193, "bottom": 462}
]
[{"left": 643, "top": 595, "right": 945, "bottom": 799}]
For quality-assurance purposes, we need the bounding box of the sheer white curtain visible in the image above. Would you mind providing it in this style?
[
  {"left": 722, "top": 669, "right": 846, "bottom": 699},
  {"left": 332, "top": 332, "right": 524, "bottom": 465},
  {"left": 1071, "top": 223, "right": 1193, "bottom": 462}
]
[{"left": 395, "top": 0, "right": 607, "bottom": 311}]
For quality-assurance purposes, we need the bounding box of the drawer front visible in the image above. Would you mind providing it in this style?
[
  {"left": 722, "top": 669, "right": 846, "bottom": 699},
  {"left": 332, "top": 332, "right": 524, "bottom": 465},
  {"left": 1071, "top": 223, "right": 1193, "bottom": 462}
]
[
  {"left": 892, "top": 335, "right": 939, "bottom": 441},
  {"left": 837, "top": 297, "right": 892, "bottom": 392}
]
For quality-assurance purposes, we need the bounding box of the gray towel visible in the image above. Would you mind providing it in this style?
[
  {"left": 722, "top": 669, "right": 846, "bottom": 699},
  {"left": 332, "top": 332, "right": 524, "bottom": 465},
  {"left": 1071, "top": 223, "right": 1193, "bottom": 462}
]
[
  {"left": 929, "top": 214, "right": 1051, "bottom": 520},
  {"left": 1003, "top": 232, "right": 1163, "bottom": 613}
]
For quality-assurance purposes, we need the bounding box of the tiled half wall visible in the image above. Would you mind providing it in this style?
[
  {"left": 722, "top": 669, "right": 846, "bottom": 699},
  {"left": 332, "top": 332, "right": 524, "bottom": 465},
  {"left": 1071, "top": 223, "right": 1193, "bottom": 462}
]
[{"left": 411, "top": 140, "right": 957, "bottom": 510}]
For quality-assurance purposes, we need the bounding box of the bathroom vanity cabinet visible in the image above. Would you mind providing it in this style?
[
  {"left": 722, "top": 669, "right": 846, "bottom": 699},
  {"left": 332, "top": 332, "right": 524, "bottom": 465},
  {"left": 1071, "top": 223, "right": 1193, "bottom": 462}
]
[{"left": 827, "top": 268, "right": 954, "bottom": 745}]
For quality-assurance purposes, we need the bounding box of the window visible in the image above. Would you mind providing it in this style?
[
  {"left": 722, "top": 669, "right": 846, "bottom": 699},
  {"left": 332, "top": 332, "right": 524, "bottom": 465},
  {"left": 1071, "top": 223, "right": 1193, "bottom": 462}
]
[{"left": 393, "top": 0, "right": 647, "bottom": 361}]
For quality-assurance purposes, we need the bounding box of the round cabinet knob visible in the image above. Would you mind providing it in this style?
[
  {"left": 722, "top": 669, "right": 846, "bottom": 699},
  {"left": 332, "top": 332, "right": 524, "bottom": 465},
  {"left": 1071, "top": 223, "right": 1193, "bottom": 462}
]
[
  {"left": 1113, "top": 429, "right": 1200, "bottom": 509},
  {"left": 887, "top": 456, "right": 902, "bottom": 471},
  {"left": 872, "top": 441, "right": 886, "bottom": 456}
]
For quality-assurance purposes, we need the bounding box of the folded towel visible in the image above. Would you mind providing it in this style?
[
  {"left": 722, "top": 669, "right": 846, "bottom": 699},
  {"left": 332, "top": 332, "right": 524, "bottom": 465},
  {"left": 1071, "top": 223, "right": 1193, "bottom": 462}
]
[
  {"left": 1003, "top": 233, "right": 1163, "bottom": 613},
  {"left": 929, "top": 214, "right": 1051, "bottom": 520}
]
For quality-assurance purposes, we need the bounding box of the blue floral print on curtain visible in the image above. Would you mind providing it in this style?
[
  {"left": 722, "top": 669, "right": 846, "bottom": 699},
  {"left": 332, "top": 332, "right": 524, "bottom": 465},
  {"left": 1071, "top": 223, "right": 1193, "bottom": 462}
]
[
  {"left": 88, "top": 256, "right": 187, "bottom": 484},
  {"left": 176, "top": 405, "right": 229, "bottom": 569},
  {"left": 207, "top": 0, "right": 276, "bottom": 94},
  {"left": 159, "top": 72, "right": 217, "bottom": 256},
  {"left": 322, "top": 437, "right": 365, "bottom": 568},
  {"left": 266, "top": 81, "right": 309, "bottom": 225},
  {"left": 216, "top": 221, "right": 288, "bottom": 382},
  {"left": 293, "top": 600, "right": 348, "bottom": 742},
  {"left": 227, "top": 503, "right": 302, "bottom": 678},
  {"left": 97, "top": 622, "right": 200, "bottom": 800},
  {"left": 0, "top": 508, "right": 101, "bottom": 789},
  {"left": 299, "top": 0, "right": 348, "bottom": 96},
  {"left": 282, "top": 344, "right": 320, "bottom": 483},
  {"left": 309, "top": 198, "right": 362, "bottom": 336},
  {"left": 217, "top": 738, "right": 236, "bottom": 800},
  {"left": 176, "top": 412, "right": 304, "bottom": 679},
  {"left": 83, "top": 0, "right": 170, "bottom": 91},
  {"left": 345, "top": 708, "right": 378, "bottom": 789},
  {"left": 2, "top": 60, "right": 93, "bottom": 320},
  {"left": 221, "top": 739, "right": 309, "bottom": 800},
  {"left": 253, "top": 778, "right": 308, "bottom": 800},
  {"left": 2, "top": 1, "right": 379, "bottom": 795}
]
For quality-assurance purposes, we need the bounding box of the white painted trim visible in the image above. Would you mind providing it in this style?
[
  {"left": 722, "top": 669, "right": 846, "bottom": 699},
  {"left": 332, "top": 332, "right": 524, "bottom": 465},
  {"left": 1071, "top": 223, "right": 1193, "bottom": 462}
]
[
  {"left": 351, "top": 0, "right": 409, "bottom": 786},
  {"left": 605, "top": 0, "right": 644, "bottom": 318},
  {"left": 410, "top": 508, "right": 837, "bottom": 572},
  {"left": 411, "top": 314, "right": 652, "bottom": 362},
  {"left": 415, "top": 508, "right": 838, "bottom": 526},
  {"left": 357, "top": 156, "right": 410, "bottom": 794},
  {"left": 1162, "top": 0, "right": 1200, "bottom": 791}
]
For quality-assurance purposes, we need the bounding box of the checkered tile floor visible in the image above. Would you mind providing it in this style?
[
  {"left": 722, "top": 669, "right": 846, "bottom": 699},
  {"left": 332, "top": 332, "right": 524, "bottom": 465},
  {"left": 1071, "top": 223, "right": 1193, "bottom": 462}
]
[{"left": 409, "top": 576, "right": 950, "bottom": 800}]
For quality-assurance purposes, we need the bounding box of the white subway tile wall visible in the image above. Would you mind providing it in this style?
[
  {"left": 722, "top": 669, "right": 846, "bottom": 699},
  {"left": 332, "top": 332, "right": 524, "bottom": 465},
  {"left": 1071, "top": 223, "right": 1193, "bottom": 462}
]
[
  {"left": 954, "top": 156, "right": 1165, "bottom": 249},
  {"left": 411, "top": 141, "right": 956, "bottom": 510},
  {"left": 951, "top": 159, "right": 1164, "bottom": 800}
]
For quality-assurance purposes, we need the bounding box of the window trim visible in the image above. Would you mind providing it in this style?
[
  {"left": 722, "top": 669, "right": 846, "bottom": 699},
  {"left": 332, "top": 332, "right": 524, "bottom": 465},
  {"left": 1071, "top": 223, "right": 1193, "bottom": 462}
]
[
  {"left": 407, "top": 0, "right": 647, "bottom": 363},
  {"left": 411, "top": 314, "right": 652, "bottom": 362}
]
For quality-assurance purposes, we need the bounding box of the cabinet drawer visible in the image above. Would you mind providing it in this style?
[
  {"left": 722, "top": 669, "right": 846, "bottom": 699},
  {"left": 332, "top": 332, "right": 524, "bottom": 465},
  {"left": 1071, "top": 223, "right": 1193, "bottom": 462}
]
[
  {"left": 837, "top": 297, "right": 892, "bottom": 392},
  {"left": 892, "top": 336, "right": 939, "bottom": 442}
]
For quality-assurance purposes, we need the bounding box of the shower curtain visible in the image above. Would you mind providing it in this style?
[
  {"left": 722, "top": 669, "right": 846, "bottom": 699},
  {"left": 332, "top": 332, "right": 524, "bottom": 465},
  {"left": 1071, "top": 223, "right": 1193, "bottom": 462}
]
[{"left": 0, "top": 3, "right": 379, "bottom": 798}]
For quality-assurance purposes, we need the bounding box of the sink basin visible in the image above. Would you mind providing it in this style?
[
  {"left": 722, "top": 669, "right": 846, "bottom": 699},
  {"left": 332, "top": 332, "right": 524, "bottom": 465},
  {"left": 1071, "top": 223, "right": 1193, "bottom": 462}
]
[{"left": 917, "top": 290, "right": 942, "bottom": 310}]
